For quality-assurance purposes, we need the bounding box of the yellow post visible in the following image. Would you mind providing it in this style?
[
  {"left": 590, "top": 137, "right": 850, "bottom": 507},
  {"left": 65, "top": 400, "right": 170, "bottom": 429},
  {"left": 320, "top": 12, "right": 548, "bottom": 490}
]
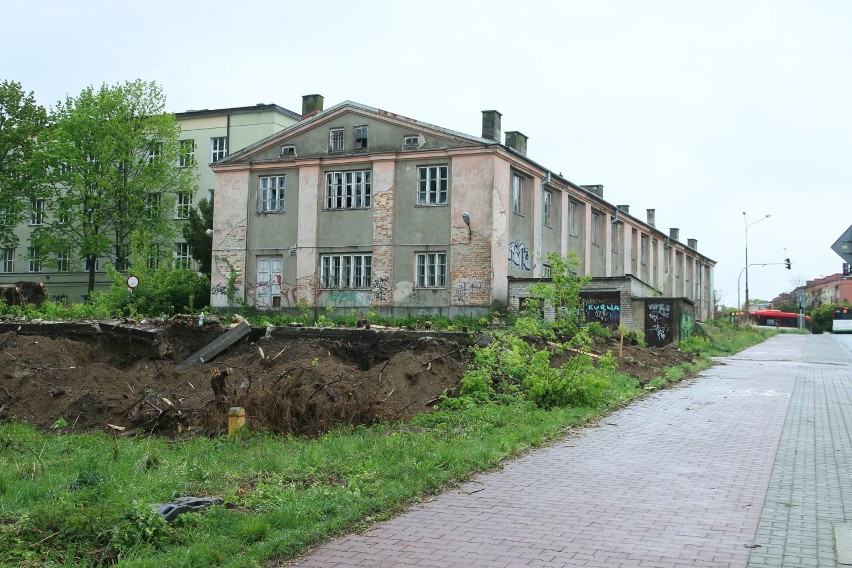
[{"left": 228, "top": 407, "right": 246, "bottom": 435}]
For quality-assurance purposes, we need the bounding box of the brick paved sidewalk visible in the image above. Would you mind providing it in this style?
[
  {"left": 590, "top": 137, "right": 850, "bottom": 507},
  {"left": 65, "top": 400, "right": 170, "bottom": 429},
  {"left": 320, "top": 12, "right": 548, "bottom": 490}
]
[
  {"left": 747, "top": 334, "right": 852, "bottom": 567},
  {"left": 283, "top": 335, "right": 846, "bottom": 568}
]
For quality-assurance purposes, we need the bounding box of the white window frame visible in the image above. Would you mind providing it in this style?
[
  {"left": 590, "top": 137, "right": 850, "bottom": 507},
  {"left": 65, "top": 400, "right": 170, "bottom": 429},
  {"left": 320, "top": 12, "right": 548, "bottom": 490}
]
[
  {"left": 512, "top": 174, "right": 523, "bottom": 215},
  {"left": 174, "top": 192, "right": 191, "bottom": 219},
  {"left": 256, "top": 257, "right": 283, "bottom": 309},
  {"left": 27, "top": 247, "right": 40, "bottom": 273},
  {"left": 416, "top": 252, "right": 447, "bottom": 288},
  {"left": 83, "top": 257, "right": 99, "bottom": 272},
  {"left": 148, "top": 246, "right": 161, "bottom": 270},
  {"left": 56, "top": 251, "right": 70, "bottom": 273},
  {"left": 320, "top": 253, "right": 372, "bottom": 289},
  {"left": 259, "top": 176, "right": 286, "bottom": 213},
  {"left": 543, "top": 190, "right": 553, "bottom": 227},
  {"left": 147, "top": 141, "right": 162, "bottom": 164},
  {"left": 325, "top": 170, "right": 371, "bottom": 209},
  {"left": 179, "top": 139, "right": 195, "bottom": 168},
  {"left": 403, "top": 134, "right": 420, "bottom": 147},
  {"left": 329, "top": 128, "right": 344, "bottom": 152},
  {"left": 30, "top": 199, "right": 45, "bottom": 226},
  {"left": 354, "top": 125, "right": 368, "bottom": 149},
  {"left": 174, "top": 242, "right": 192, "bottom": 269},
  {"left": 210, "top": 137, "right": 228, "bottom": 163},
  {"left": 1, "top": 248, "right": 14, "bottom": 273},
  {"left": 417, "top": 165, "right": 448, "bottom": 206},
  {"left": 145, "top": 193, "right": 161, "bottom": 220}
]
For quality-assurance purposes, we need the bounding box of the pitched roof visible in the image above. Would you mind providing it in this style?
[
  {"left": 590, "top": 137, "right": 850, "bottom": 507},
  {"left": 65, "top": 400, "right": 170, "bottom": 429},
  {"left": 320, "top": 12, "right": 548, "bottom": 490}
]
[{"left": 219, "top": 100, "right": 500, "bottom": 164}]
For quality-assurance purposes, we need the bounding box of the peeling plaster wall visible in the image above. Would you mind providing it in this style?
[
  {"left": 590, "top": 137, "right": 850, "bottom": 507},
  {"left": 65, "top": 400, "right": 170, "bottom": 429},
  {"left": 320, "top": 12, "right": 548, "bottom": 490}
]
[
  {"left": 491, "top": 156, "right": 510, "bottom": 308},
  {"left": 450, "top": 154, "right": 494, "bottom": 309},
  {"left": 296, "top": 165, "right": 319, "bottom": 303},
  {"left": 210, "top": 170, "right": 249, "bottom": 307},
  {"left": 372, "top": 159, "right": 396, "bottom": 307}
]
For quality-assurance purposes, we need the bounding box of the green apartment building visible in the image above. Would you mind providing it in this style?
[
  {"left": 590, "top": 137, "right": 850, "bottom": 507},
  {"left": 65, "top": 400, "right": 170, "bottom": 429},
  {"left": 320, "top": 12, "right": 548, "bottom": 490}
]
[{"left": 0, "top": 103, "right": 301, "bottom": 301}]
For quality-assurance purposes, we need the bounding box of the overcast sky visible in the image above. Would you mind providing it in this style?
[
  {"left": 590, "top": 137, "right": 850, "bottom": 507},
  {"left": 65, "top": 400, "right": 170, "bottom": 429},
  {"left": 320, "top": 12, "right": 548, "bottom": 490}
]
[{"left": 5, "top": 0, "right": 851, "bottom": 308}]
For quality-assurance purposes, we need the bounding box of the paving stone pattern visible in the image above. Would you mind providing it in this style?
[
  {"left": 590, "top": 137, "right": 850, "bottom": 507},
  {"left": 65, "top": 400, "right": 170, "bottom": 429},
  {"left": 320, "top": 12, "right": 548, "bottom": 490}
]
[
  {"left": 747, "top": 335, "right": 852, "bottom": 568},
  {"left": 285, "top": 335, "right": 852, "bottom": 567}
]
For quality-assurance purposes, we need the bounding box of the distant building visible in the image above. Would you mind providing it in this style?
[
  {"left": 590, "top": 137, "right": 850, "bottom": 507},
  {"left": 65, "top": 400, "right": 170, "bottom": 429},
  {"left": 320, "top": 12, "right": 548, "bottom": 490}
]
[
  {"left": 210, "top": 96, "right": 716, "bottom": 331},
  {"left": 772, "top": 273, "right": 852, "bottom": 309},
  {"left": 0, "top": 104, "right": 301, "bottom": 301}
]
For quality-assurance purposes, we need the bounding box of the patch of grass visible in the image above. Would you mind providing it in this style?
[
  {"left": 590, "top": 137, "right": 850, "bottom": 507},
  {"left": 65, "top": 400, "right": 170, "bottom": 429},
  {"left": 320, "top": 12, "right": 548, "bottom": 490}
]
[{"left": 0, "top": 396, "right": 628, "bottom": 567}]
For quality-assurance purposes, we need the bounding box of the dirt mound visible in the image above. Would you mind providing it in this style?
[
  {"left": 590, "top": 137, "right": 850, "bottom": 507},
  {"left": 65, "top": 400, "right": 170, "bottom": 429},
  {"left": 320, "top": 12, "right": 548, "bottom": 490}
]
[
  {"left": 0, "top": 318, "right": 694, "bottom": 437},
  {"left": 0, "top": 320, "right": 468, "bottom": 436}
]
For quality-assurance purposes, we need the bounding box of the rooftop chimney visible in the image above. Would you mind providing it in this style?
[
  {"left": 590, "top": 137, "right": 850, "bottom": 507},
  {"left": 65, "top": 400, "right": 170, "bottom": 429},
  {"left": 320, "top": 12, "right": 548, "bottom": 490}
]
[
  {"left": 504, "top": 131, "right": 528, "bottom": 156},
  {"left": 688, "top": 238, "right": 698, "bottom": 250},
  {"left": 646, "top": 209, "right": 656, "bottom": 227},
  {"left": 302, "top": 94, "right": 324, "bottom": 117},
  {"left": 669, "top": 228, "right": 680, "bottom": 241},
  {"left": 617, "top": 204, "right": 630, "bottom": 214},
  {"left": 481, "top": 110, "right": 502, "bottom": 141},
  {"left": 581, "top": 185, "right": 604, "bottom": 198}
]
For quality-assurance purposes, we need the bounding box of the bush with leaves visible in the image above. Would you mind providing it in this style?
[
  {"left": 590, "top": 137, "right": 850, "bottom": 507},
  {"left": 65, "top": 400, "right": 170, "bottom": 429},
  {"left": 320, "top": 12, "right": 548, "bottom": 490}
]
[
  {"left": 92, "top": 230, "right": 209, "bottom": 317},
  {"left": 444, "top": 252, "right": 623, "bottom": 411}
]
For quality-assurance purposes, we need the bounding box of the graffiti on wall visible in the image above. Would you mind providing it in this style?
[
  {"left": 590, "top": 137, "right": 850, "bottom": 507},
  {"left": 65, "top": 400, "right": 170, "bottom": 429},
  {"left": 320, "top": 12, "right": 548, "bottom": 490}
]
[
  {"left": 581, "top": 292, "right": 621, "bottom": 328},
  {"left": 453, "top": 280, "right": 488, "bottom": 304},
  {"left": 508, "top": 240, "right": 531, "bottom": 271},
  {"left": 372, "top": 276, "right": 390, "bottom": 302},
  {"left": 681, "top": 313, "right": 694, "bottom": 340},
  {"left": 645, "top": 300, "right": 673, "bottom": 347}
]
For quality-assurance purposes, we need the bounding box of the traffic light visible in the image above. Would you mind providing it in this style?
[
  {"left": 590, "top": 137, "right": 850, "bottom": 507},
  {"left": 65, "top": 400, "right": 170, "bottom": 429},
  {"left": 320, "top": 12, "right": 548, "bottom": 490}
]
[{"left": 785, "top": 258, "right": 791, "bottom": 270}]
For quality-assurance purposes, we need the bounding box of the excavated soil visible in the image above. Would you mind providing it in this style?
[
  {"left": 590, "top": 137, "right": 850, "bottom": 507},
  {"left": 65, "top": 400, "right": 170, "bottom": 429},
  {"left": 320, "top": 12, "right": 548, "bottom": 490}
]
[{"left": 0, "top": 316, "right": 695, "bottom": 437}]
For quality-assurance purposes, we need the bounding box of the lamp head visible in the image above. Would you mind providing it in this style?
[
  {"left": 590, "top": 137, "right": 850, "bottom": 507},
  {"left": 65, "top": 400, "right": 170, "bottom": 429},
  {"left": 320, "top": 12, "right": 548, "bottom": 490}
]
[{"left": 462, "top": 213, "right": 471, "bottom": 226}]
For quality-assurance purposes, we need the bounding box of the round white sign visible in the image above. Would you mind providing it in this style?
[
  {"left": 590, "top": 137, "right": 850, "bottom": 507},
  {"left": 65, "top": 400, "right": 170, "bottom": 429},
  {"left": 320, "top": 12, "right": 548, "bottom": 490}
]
[{"left": 126, "top": 275, "right": 139, "bottom": 289}]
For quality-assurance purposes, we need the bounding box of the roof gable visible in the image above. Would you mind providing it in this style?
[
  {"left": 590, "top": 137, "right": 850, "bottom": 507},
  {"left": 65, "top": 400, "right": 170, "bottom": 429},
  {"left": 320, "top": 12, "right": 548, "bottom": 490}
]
[{"left": 218, "top": 101, "right": 498, "bottom": 164}]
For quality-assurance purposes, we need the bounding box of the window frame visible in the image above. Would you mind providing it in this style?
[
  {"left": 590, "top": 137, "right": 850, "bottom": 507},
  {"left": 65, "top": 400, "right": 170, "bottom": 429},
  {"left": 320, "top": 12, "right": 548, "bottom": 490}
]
[
  {"left": 329, "top": 128, "right": 344, "bottom": 152},
  {"left": 27, "top": 247, "right": 40, "bottom": 273},
  {"left": 417, "top": 165, "right": 448, "bottom": 206},
  {"left": 174, "top": 242, "right": 192, "bottom": 269},
  {"left": 179, "top": 139, "right": 195, "bottom": 168},
  {"left": 320, "top": 253, "right": 373, "bottom": 289},
  {"left": 543, "top": 190, "right": 553, "bottom": 227},
  {"left": 56, "top": 251, "right": 70, "bottom": 273},
  {"left": 210, "top": 136, "right": 228, "bottom": 163},
  {"left": 83, "top": 257, "right": 99, "bottom": 273},
  {"left": 512, "top": 174, "right": 523, "bottom": 215},
  {"left": 591, "top": 211, "right": 601, "bottom": 246},
  {"left": 30, "top": 199, "right": 45, "bottom": 226},
  {"left": 174, "top": 191, "right": 191, "bottom": 219},
  {"left": 259, "top": 175, "right": 286, "bottom": 213},
  {"left": 324, "top": 170, "right": 372, "bottom": 210},
  {"left": 640, "top": 234, "right": 649, "bottom": 265},
  {"left": 353, "top": 125, "right": 368, "bottom": 150},
  {"left": 416, "top": 252, "right": 448, "bottom": 288},
  {"left": 1, "top": 248, "right": 14, "bottom": 273},
  {"left": 569, "top": 201, "right": 578, "bottom": 237}
]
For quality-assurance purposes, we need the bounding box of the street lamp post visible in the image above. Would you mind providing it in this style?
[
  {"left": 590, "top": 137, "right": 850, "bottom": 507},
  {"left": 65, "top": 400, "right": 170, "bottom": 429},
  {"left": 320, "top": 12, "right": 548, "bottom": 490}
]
[{"left": 742, "top": 212, "right": 771, "bottom": 312}]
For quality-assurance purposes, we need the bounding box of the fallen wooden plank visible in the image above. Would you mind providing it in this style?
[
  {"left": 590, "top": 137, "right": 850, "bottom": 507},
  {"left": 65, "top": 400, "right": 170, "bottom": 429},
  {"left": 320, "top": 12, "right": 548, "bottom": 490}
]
[{"left": 175, "top": 322, "right": 251, "bottom": 373}]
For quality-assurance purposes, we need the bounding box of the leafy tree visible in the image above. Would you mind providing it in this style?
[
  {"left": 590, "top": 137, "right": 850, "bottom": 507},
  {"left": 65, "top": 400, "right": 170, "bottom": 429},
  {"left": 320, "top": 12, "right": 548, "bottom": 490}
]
[
  {"left": 181, "top": 196, "right": 213, "bottom": 277},
  {"left": 31, "top": 80, "right": 195, "bottom": 293},
  {"left": 524, "top": 251, "right": 590, "bottom": 335},
  {"left": 0, "top": 80, "right": 48, "bottom": 247}
]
